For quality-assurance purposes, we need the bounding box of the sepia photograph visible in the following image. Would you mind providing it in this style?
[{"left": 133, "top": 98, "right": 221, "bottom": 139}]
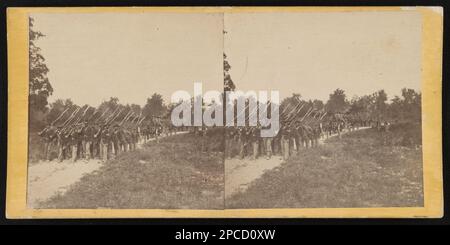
[
  {"left": 223, "top": 11, "right": 424, "bottom": 208},
  {"left": 27, "top": 12, "right": 225, "bottom": 209},
  {"left": 5, "top": 6, "right": 443, "bottom": 218}
]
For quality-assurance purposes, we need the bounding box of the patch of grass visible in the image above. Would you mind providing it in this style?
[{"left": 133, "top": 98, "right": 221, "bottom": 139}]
[
  {"left": 226, "top": 125, "right": 423, "bottom": 208},
  {"left": 40, "top": 133, "right": 224, "bottom": 209}
]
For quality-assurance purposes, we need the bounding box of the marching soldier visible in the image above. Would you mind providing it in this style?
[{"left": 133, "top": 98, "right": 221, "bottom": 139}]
[
  {"left": 100, "top": 125, "right": 112, "bottom": 162},
  {"left": 293, "top": 122, "right": 303, "bottom": 154},
  {"left": 92, "top": 123, "right": 102, "bottom": 159},
  {"left": 82, "top": 121, "right": 96, "bottom": 161},
  {"left": 68, "top": 124, "right": 83, "bottom": 162},
  {"left": 262, "top": 125, "right": 273, "bottom": 159},
  {"left": 237, "top": 127, "right": 247, "bottom": 159},
  {"left": 130, "top": 127, "right": 138, "bottom": 151},
  {"left": 38, "top": 124, "right": 57, "bottom": 161},
  {"left": 249, "top": 126, "right": 260, "bottom": 160},
  {"left": 111, "top": 124, "right": 121, "bottom": 156},
  {"left": 280, "top": 125, "right": 291, "bottom": 160}
]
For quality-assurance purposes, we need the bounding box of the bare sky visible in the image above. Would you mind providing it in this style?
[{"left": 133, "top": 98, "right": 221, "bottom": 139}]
[
  {"left": 225, "top": 11, "right": 422, "bottom": 101},
  {"left": 33, "top": 11, "right": 422, "bottom": 106},
  {"left": 33, "top": 13, "right": 224, "bottom": 107}
]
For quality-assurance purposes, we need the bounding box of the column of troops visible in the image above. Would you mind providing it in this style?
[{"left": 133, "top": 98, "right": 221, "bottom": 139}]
[
  {"left": 37, "top": 105, "right": 176, "bottom": 163},
  {"left": 223, "top": 105, "right": 373, "bottom": 161},
  {"left": 38, "top": 122, "right": 142, "bottom": 162},
  {"left": 37, "top": 102, "right": 380, "bottom": 163}
]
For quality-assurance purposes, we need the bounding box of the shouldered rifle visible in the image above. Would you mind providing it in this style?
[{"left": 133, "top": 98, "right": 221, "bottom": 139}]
[
  {"left": 103, "top": 106, "right": 120, "bottom": 124},
  {"left": 61, "top": 106, "right": 81, "bottom": 127},
  {"left": 72, "top": 105, "right": 90, "bottom": 125},
  {"left": 51, "top": 107, "right": 71, "bottom": 125},
  {"left": 284, "top": 102, "right": 305, "bottom": 123},
  {"left": 86, "top": 107, "right": 100, "bottom": 122},
  {"left": 95, "top": 108, "right": 110, "bottom": 123},
  {"left": 137, "top": 116, "right": 146, "bottom": 125},
  {"left": 107, "top": 107, "right": 124, "bottom": 125},
  {"left": 119, "top": 110, "right": 133, "bottom": 125},
  {"left": 281, "top": 100, "right": 302, "bottom": 121}
]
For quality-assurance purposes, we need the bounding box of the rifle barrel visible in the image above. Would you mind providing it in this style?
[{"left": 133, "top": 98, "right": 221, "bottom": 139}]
[{"left": 51, "top": 107, "right": 70, "bottom": 125}]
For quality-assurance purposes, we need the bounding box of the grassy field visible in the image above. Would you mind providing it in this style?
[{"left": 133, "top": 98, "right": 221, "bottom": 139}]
[
  {"left": 226, "top": 123, "right": 423, "bottom": 208},
  {"left": 40, "top": 133, "right": 224, "bottom": 209}
]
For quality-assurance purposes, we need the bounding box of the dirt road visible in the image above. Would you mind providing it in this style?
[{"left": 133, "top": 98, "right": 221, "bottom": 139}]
[
  {"left": 27, "top": 159, "right": 103, "bottom": 207},
  {"left": 27, "top": 131, "right": 188, "bottom": 207}
]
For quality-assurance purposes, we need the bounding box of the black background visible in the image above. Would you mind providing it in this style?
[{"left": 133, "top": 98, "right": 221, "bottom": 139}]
[{"left": 0, "top": 0, "right": 448, "bottom": 233}]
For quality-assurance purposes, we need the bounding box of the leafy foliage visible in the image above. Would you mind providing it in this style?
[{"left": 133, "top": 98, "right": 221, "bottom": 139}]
[
  {"left": 29, "top": 17, "right": 53, "bottom": 113},
  {"left": 223, "top": 53, "right": 235, "bottom": 92},
  {"left": 325, "top": 88, "right": 349, "bottom": 114},
  {"left": 143, "top": 93, "right": 167, "bottom": 118}
]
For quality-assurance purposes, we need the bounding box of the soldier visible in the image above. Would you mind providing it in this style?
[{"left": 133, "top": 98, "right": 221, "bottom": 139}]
[
  {"left": 61, "top": 127, "right": 72, "bottom": 161},
  {"left": 237, "top": 127, "right": 247, "bottom": 159},
  {"left": 154, "top": 122, "right": 161, "bottom": 143},
  {"left": 293, "top": 121, "right": 303, "bottom": 154},
  {"left": 288, "top": 124, "right": 297, "bottom": 154},
  {"left": 100, "top": 125, "right": 111, "bottom": 162},
  {"left": 111, "top": 124, "right": 121, "bottom": 156},
  {"left": 249, "top": 126, "right": 260, "bottom": 160},
  {"left": 55, "top": 126, "right": 65, "bottom": 162},
  {"left": 68, "top": 124, "right": 83, "bottom": 162},
  {"left": 312, "top": 124, "right": 321, "bottom": 147},
  {"left": 261, "top": 125, "right": 273, "bottom": 159},
  {"left": 130, "top": 127, "right": 138, "bottom": 151},
  {"left": 122, "top": 128, "right": 132, "bottom": 152},
  {"left": 280, "top": 124, "right": 291, "bottom": 160},
  {"left": 38, "top": 124, "right": 57, "bottom": 161},
  {"left": 82, "top": 121, "right": 96, "bottom": 161},
  {"left": 92, "top": 123, "right": 102, "bottom": 159}
]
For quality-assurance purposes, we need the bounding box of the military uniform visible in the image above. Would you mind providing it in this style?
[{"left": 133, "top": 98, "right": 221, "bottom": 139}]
[
  {"left": 249, "top": 127, "right": 260, "bottom": 160},
  {"left": 100, "top": 126, "right": 112, "bottom": 162},
  {"left": 38, "top": 125, "right": 57, "bottom": 161},
  {"left": 111, "top": 126, "right": 121, "bottom": 156},
  {"left": 82, "top": 123, "right": 96, "bottom": 160},
  {"left": 92, "top": 124, "right": 102, "bottom": 159},
  {"left": 237, "top": 127, "right": 247, "bottom": 159},
  {"left": 280, "top": 125, "right": 291, "bottom": 160},
  {"left": 68, "top": 125, "right": 83, "bottom": 162}
]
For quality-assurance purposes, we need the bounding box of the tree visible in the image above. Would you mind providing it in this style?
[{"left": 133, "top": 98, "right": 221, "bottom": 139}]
[
  {"left": 223, "top": 53, "right": 236, "bottom": 92},
  {"left": 387, "top": 88, "right": 421, "bottom": 122},
  {"left": 325, "top": 88, "right": 348, "bottom": 114},
  {"left": 348, "top": 95, "right": 372, "bottom": 121},
  {"left": 312, "top": 99, "right": 324, "bottom": 110},
  {"left": 29, "top": 17, "right": 53, "bottom": 113},
  {"left": 130, "top": 104, "right": 142, "bottom": 114},
  {"left": 98, "top": 97, "right": 120, "bottom": 112},
  {"left": 143, "top": 93, "right": 167, "bottom": 118},
  {"left": 373, "top": 90, "right": 388, "bottom": 121},
  {"left": 401, "top": 88, "right": 421, "bottom": 122},
  {"left": 46, "top": 99, "right": 74, "bottom": 124}
]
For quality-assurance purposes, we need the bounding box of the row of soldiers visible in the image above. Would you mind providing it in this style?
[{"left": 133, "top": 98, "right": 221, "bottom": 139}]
[
  {"left": 223, "top": 122, "right": 324, "bottom": 161},
  {"left": 37, "top": 102, "right": 184, "bottom": 163},
  {"left": 38, "top": 121, "right": 143, "bottom": 162},
  {"left": 220, "top": 112, "right": 385, "bottom": 161}
]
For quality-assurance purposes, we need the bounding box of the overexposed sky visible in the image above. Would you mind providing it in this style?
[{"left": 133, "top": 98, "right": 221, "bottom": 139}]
[
  {"left": 33, "top": 13, "right": 224, "bottom": 106},
  {"left": 32, "top": 10, "right": 422, "bottom": 106},
  {"left": 225, "top": 11, "right": 422, "bottom": 101}
]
